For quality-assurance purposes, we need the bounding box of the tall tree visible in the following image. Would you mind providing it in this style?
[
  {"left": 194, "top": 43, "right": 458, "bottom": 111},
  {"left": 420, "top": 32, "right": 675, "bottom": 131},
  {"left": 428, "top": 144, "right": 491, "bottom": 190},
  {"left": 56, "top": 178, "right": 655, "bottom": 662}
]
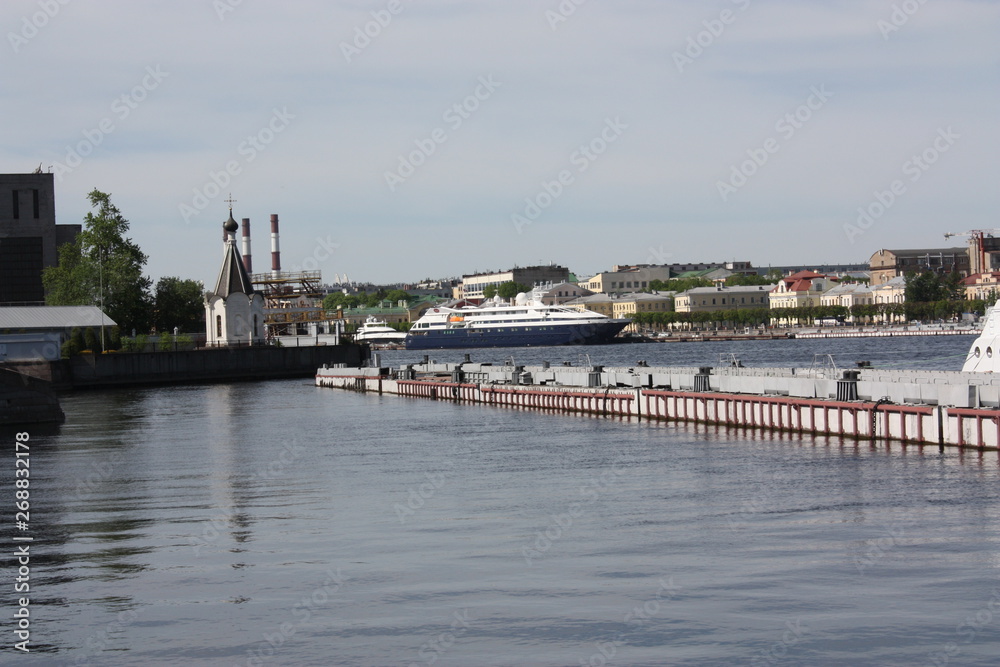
[
  {"left": 497, "top": 282, "right": 531, "bottom": 298},
  {"left": 154, "top": 277, "right": 205, "bottom": 333},
  {"left": 43, "top": 189, "right": 153, "bottom": 333}
]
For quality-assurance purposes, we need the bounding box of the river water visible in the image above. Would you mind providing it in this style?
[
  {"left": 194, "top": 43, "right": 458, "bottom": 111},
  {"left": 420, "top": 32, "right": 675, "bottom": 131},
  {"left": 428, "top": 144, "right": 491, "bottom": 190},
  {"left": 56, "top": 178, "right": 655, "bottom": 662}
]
[{"left": 4, "top": 336, "right": 1000, "bottom": 665}]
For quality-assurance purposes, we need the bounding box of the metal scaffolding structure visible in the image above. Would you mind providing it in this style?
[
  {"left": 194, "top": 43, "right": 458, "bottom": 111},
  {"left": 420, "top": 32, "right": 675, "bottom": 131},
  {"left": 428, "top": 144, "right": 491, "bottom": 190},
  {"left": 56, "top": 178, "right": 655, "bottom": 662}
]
[{"left": 250, "top": 270, "right": 335, "bottom": 337}]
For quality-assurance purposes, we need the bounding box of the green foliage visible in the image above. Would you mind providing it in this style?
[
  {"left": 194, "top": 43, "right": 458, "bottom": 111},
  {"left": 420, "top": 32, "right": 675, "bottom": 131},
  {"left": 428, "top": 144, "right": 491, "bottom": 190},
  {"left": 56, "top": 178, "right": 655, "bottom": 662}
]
[
  {"left": 158, "top": 332, "right": 174, "bottom": 351},
  {"left": 497, "top": 282, "right": 532, "bottom": 298},
  {"left": 384, "top": 289, "right": 411, "bottom": 304},
  {"left": 43, "top": 189, "right": 153, "bottom": 333},
  {"left": 84, "top": 327, "right": 101, "bottom": 354},
  {"left": 60, "top": 334, "right": 80, "bottom": 358},
  {"left": 324, "top": 289, "right": 410, "bottom": 311},
  {"left": 648, "top": 277, "right": 714, "bottom": 293},
  {"left": 155, "top": 277, "right": 204, "bottom": 333},
  {"left": 904, "top": 271, "right": 962, "bottom": 303},
  {"left": 70, "top": 328, "right": 85, "bottom": 353},
  {"left": 724, "top": 274, "right": 775, "bottom": 287},
  {"left": 473, "top": 283, "right": 532, "bottom": 300},
  {"left": 175, "top": 333, "right": 194, "bottom": 349},
  {"left": 120, "top": 334, "right": 149, "bottom": 353}
]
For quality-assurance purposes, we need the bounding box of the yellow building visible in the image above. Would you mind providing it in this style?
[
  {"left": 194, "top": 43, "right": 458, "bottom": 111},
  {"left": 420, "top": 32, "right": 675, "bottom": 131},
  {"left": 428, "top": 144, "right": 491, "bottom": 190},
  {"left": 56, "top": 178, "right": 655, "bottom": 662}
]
[
  {"left": 563, "top": 294, "right": 614, "bottom": 317},
  {"left": 961, "top": 272, "right": 1000, "bottom": 302},
  {"left": 674, "top": 285, "right": 774, "bottom": 313},
  {"left": 768, "top": 271, "right": 838, "bottom": 310}
]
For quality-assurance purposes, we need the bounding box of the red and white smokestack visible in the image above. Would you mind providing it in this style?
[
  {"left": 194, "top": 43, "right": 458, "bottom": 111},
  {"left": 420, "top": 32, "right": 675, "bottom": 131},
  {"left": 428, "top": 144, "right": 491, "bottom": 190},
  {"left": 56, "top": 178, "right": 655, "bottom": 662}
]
[
  {"left": 270, "top": 213, "right": 281, "bottom": 277},
  {"left": 242, "top": 218, "right": 252, "bottom": 273}
]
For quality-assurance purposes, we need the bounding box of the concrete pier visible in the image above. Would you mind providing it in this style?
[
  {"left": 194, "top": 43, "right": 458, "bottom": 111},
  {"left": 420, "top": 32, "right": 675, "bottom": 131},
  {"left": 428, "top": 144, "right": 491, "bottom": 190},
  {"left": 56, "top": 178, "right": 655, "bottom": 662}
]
[{"left": 316, "top": 360, "right": 1000, "bottom": 450}]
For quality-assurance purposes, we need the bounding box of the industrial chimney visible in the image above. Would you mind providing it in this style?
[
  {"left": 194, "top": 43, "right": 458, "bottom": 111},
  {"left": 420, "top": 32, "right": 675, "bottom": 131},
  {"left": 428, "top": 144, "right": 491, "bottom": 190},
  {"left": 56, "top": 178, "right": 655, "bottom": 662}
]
[
  {"left": 270, "top": 214, "right": 281, "bottom": 277},
  {"left": 242, "top": 218, "right": 252, "bottom": 274}
]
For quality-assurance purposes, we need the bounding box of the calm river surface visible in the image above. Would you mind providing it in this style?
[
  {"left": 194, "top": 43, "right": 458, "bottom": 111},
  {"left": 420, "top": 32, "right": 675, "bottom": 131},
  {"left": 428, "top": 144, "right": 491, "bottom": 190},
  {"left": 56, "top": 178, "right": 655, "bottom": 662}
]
[{"left": 4, "top": 336, "right": 1000, "bottom": 665}]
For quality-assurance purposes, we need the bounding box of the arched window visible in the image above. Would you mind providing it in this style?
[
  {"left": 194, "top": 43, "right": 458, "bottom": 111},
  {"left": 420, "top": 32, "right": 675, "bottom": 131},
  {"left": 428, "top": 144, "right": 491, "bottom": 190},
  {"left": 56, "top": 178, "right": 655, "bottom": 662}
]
[{"left": 216, "top": 315, "right": 222, "bottom": 338}]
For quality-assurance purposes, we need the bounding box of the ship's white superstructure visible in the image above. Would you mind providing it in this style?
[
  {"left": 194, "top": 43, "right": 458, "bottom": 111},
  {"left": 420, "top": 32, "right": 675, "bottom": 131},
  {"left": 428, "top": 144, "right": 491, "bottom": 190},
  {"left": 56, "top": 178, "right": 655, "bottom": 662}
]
[
  {"left": 406, "top": 292, "right": 628, "bottom": 349},
  {"left": 964, "top": 300, "right": 1000, "bottom": 371},
  {"left": 353, "top": 316, "right": 407, "bottom": 344}
]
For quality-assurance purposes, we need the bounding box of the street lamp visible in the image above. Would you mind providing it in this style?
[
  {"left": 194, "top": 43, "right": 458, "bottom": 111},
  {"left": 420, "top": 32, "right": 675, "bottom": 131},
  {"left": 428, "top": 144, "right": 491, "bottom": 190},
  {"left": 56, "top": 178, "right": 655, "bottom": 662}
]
[{"left": 98, "top": 245, "right": 106, "bottom": 352}]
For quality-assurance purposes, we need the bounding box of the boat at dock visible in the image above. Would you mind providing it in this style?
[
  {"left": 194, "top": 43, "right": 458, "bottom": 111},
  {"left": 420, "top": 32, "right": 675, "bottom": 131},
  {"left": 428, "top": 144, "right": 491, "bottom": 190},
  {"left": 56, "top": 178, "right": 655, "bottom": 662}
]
[
  {"left": 404, "top": 292, "right": 629, "bottom": 349},
  {"left": 353, "top": 316, "right": 408, "bottom": 345}
]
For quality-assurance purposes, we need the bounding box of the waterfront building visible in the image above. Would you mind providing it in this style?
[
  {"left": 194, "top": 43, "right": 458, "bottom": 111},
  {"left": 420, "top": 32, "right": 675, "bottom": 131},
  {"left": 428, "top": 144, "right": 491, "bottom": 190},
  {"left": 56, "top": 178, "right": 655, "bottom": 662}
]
[
  {"left": 459, "top": 265, "right": 570, "bottom": 299},
  {"left": 819, "top": 282, "right": 874, "bottom": 322},
  {"left": 611, "top": 292, "right": 675, "bottom": 331},
  {"left": 869, "top": 247, "right": 969, "bottom": 286},
  {"left": 204, "top": 211, "right": 267, "bottom": 346},
  {"left": 535, "top": 281, "right": 594, "bottom": 305},
  {"left": 563, "top": 293, "right": 614, "bottom": 317},
  {"left": 580, "top": 261, "right": 754, "bottom": 294},
  {"left": 768, "top": 271, "right": 838, "bottom": 311},
  {"left": 0, "top": 171, "right": 81, "bottom": 305},
  {"left": 960, "top": 272, "right": 1000, "bottom": 302},
  {"left": 674, "top": 285, "right": 775, "bottom": 313},
  {"left": 579, "top": 266, "right": 674, "bottom": 294}
]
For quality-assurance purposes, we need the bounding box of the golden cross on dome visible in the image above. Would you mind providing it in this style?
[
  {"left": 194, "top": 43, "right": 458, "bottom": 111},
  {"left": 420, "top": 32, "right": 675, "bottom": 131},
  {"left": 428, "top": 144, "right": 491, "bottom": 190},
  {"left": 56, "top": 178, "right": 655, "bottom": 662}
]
[{"left": 224, "top": 193, "right": 237, "bottom": 211}]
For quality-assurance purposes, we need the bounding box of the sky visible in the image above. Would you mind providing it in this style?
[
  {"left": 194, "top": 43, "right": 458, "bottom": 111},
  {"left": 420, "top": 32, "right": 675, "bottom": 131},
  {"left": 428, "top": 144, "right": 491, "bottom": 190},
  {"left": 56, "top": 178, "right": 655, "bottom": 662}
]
[{"left": 3, "top": 0, "right": 998, "bottom": 288}]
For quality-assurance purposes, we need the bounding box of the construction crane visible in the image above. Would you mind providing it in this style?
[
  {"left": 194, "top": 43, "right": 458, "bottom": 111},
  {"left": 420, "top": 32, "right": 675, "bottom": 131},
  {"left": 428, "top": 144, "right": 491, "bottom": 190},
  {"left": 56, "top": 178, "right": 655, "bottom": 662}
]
[{"left": 944, "top": 229, "right": 1000, "bottom": 275}]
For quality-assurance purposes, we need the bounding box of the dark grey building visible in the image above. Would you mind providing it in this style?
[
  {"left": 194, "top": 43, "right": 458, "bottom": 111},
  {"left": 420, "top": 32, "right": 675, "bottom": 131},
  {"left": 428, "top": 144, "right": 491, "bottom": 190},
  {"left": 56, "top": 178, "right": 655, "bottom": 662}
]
[{"left": 0, "top": 172, "right": 81, "bottom": 304}]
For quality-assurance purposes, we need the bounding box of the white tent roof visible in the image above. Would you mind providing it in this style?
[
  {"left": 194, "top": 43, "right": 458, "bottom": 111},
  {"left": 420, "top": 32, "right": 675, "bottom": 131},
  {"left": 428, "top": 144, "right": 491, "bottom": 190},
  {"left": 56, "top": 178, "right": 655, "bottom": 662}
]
[{"left": 0, "top": 306, "right": 117, "bottom": 330}]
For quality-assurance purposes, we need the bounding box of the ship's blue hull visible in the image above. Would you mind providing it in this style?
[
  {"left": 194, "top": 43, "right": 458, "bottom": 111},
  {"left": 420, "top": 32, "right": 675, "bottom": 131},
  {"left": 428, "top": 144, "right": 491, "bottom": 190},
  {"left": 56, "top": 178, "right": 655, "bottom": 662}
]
[{"left": 404, "top": 320, "right": 629, "bottom": 350}]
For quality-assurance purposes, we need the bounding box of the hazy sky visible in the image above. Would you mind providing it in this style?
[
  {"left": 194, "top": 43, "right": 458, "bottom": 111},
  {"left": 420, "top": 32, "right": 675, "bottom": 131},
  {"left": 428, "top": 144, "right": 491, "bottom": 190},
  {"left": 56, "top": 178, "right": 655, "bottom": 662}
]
[{"left": 4, "top": 0, "right": 998, "bottom": 286}]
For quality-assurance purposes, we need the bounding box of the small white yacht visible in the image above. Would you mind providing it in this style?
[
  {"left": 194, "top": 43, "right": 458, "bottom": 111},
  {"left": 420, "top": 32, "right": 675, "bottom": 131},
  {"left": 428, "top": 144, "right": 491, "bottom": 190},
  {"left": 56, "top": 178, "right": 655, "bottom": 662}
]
[{"left": 353, "top": 316, "right": 407, "bottom": 345}]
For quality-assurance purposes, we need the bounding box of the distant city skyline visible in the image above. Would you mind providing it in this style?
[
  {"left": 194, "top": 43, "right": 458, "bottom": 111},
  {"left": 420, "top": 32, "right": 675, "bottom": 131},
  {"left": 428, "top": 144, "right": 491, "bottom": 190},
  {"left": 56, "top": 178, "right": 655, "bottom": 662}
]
[{"left": 3, "top": 1, "right": 997, "bottom": 287}]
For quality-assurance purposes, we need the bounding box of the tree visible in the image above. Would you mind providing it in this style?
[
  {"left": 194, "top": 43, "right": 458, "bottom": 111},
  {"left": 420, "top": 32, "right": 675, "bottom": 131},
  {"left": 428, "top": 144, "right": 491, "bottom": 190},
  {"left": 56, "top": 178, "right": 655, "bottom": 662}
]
[
  {"left": 725, "top": 274, "right": 774, "bottom": 287},
  {"left": 649, "top": 277, "right": 713, "bottom": 293},
  {"left": 43, "top": 189, "right": 153, "bottom": 333},
  {"left": 904, "top": 271, "right": 963, "bottom": 303},
  {"left": 384, "top": 289, "right": 411, "bottom": 304},
  {"left": 154, "top": 277, "right": 205, "bottom": 333},
  {"left": 497, "top": 282, "right": 531, "bottom": 299},
  {"left": 482, "top": 285, "right": 498, "bottom": 299}
]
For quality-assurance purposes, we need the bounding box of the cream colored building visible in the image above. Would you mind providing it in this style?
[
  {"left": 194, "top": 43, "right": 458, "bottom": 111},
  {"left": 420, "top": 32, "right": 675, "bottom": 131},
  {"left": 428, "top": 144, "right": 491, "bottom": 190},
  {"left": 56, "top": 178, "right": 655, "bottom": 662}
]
[
  {"left": 535, "top": 282, "right": 594, "bottom": 305},
  {"left": 563, "top": 293, "right": 614, "bottom": 317},
  {"left": 460, "top": 265, "right": 569, "bottom": 299},
  {"left": 674, "top": 285, "right": 774, "bottom": 313},
  {"left": 768, "top": 271, "right": 838, "bottom": 310},
  {"left": 606, "top": 292, "right": 675, "bottom": 332},
  {"left": 871, "top": 275, "right": 906, "bottom": 306},
  {"left": 961, "top": 272, "right": 1000, "bottom": 301},
  {"left": 819, "top": 283, "right": 873, "bottom": 308},
  {"left": 612, "top": 291, "right": 673, "bottom": 315},
  {"left": 819, "top": 283, "right": 874, "bottom": 322},
  {"left": 580, "top": 267, "right": 674, "bottom": 294}
]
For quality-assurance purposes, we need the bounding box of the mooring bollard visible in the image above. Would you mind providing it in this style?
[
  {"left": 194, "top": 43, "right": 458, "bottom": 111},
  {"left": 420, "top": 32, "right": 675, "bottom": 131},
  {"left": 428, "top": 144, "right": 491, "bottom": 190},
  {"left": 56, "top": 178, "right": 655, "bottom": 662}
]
[
  {"left": 837, "top": 369, "right": 860, "bottom": 401},
  {"left": 694, "top": 366, "right": 712, "bottom": 392}
]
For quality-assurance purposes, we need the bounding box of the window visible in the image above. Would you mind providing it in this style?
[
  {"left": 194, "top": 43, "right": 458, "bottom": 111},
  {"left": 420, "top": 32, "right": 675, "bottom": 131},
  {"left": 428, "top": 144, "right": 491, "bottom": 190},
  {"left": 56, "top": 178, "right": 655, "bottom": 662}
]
[
  {"left": 216, "top": 315, "right": 222, "bottom": 338},
  {"left": 11, "top": 190, "right": 18, "bottom": 219}
]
